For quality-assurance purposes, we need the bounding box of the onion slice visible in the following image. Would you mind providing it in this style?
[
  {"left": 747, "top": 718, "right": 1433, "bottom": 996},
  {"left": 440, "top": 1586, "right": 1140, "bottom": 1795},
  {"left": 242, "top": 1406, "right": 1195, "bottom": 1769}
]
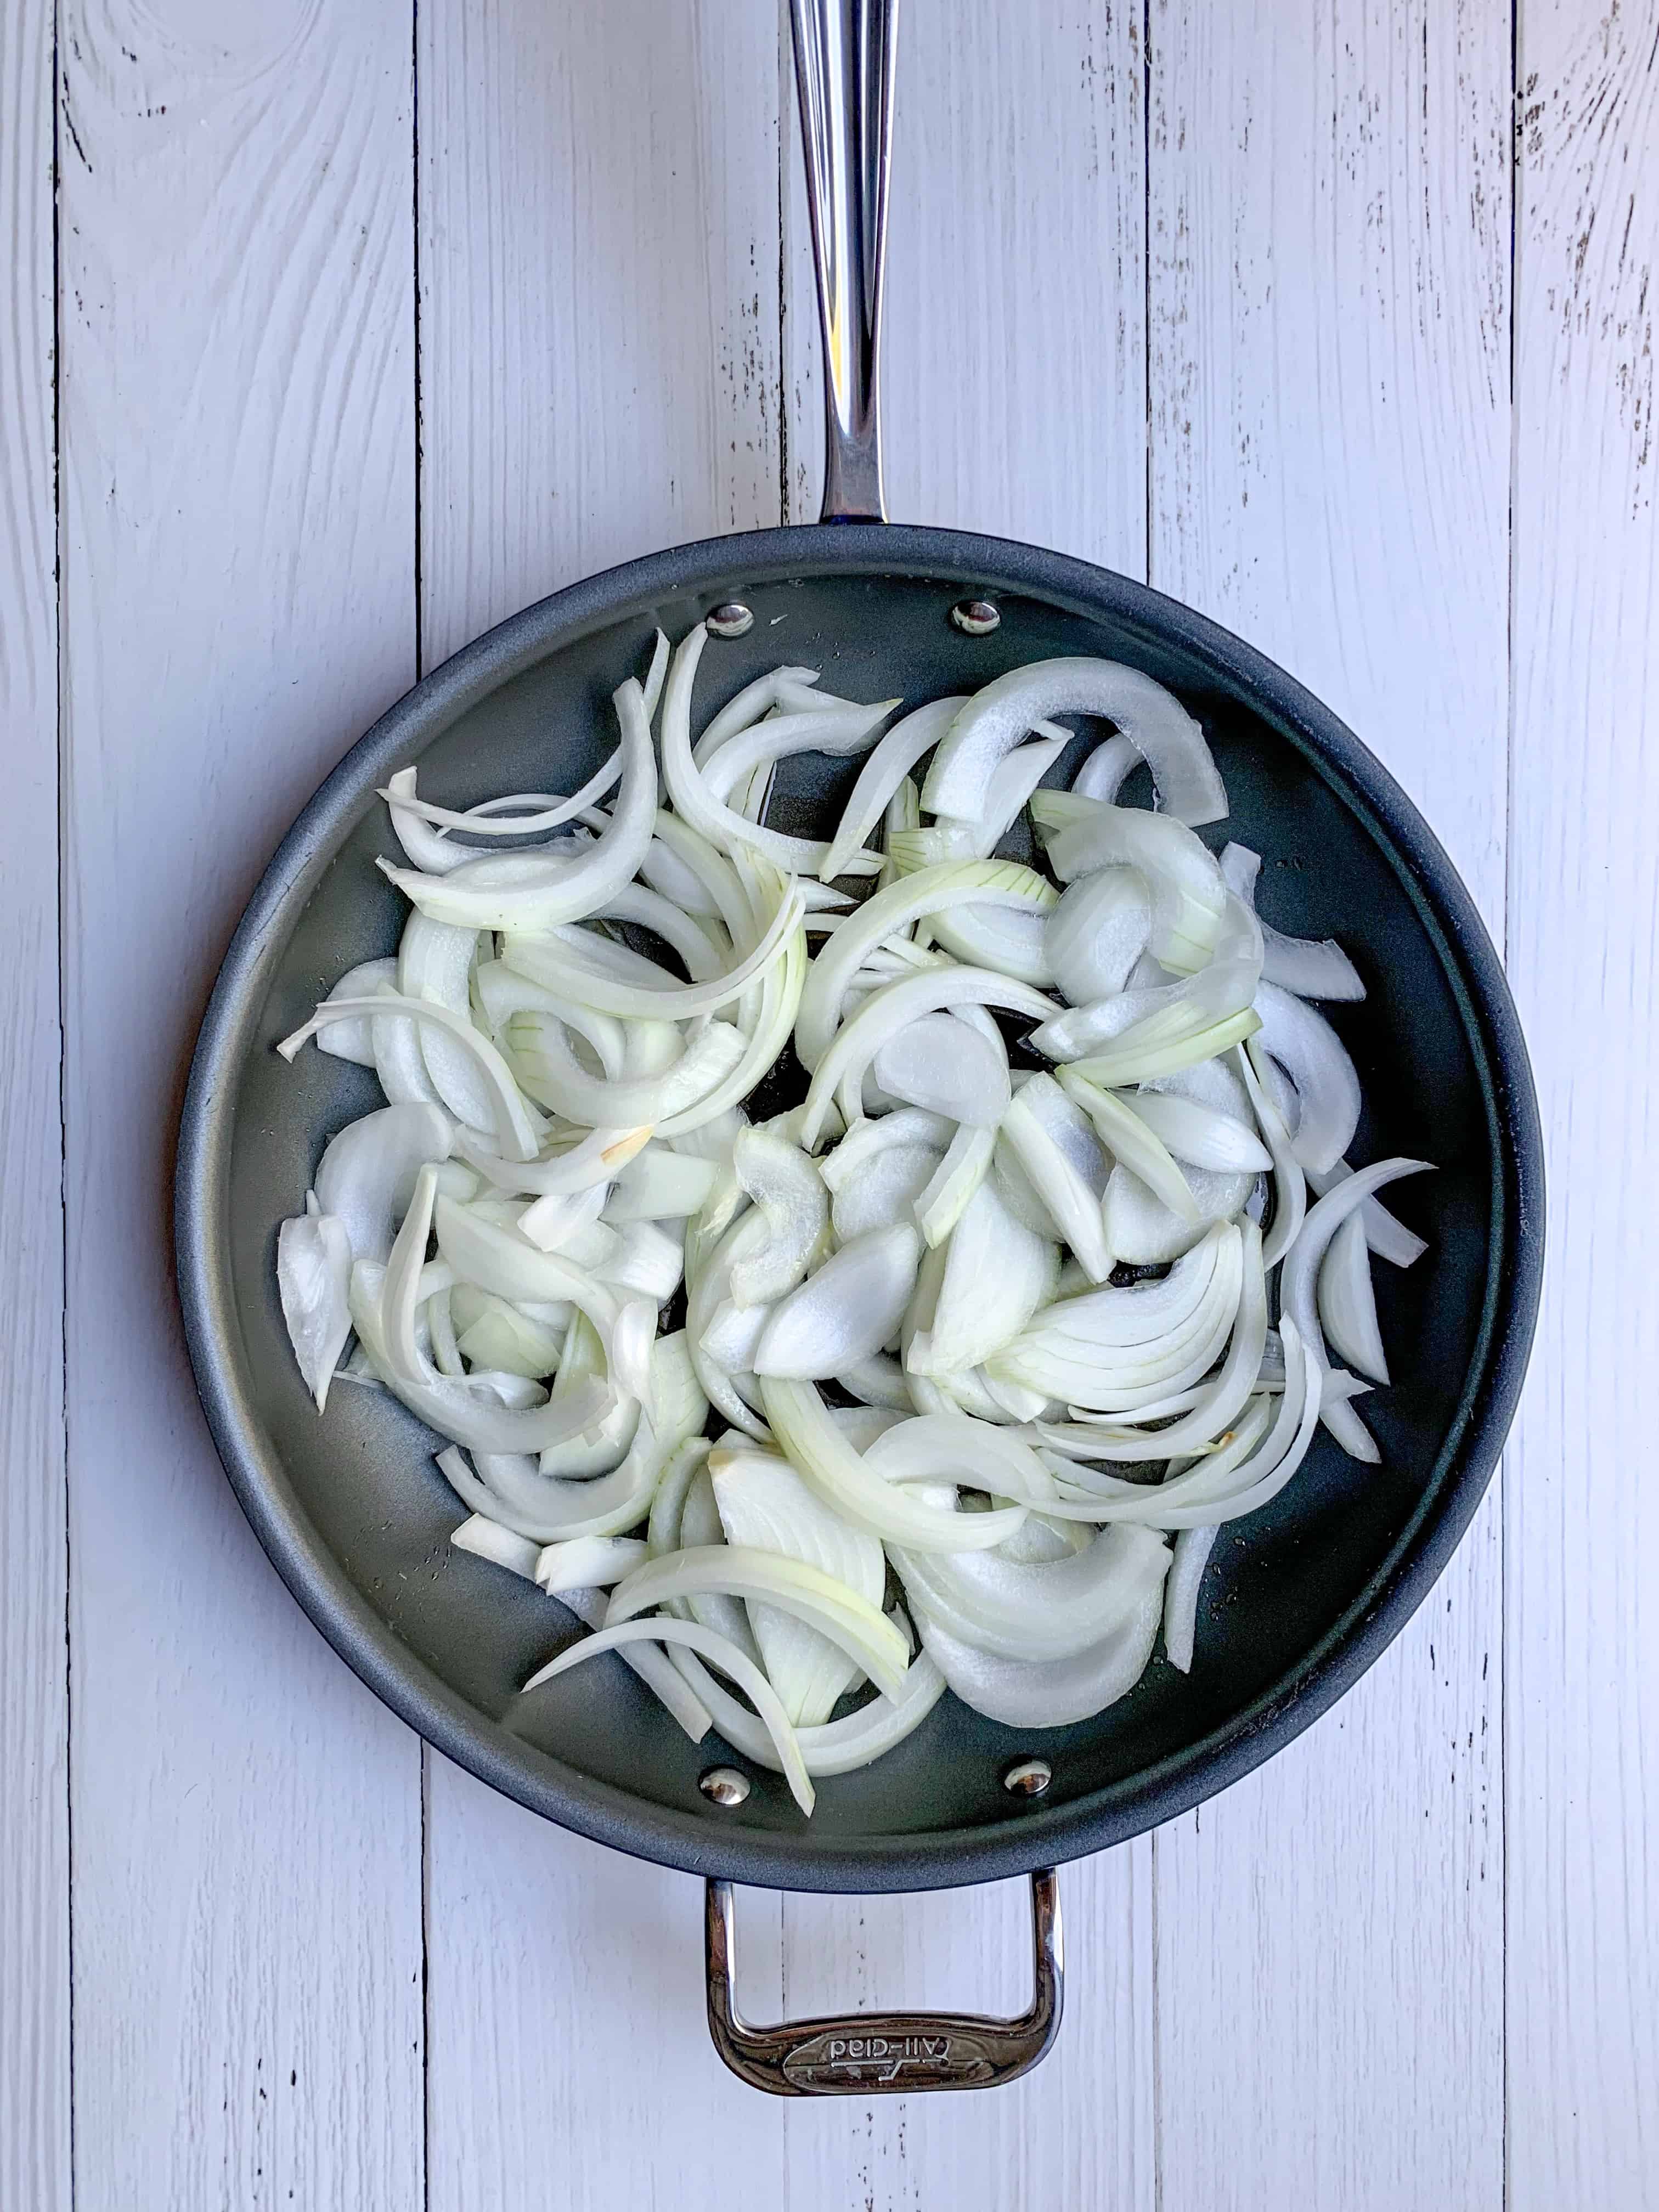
[
  {"left": 1220, "top": 842, "right": 1365, "bottom": 1001},
  {"left": 923, "top": 657, "right": 1227, "bottom": 827},
  {"left": 800, "top": 965, "right": 1056, "bottom": 1149},
  {"left": 1252, "top": 981, "right": 1362, "bottom": 1176},
  {"left": 379, "top": 676, "right": 657, "bottom": 929},
  {"left": 1162, "top": 1526, "right": 1219, "bottom": 1671},
  {"left": 1279, "top": 1160, "right": 1432, "bottom": 1457},
  {"left": 819, "top": 696, "right": 967, "bottom": 879},
  {"left": 280, "top": 994, "right": 540, "bottom": 1162},
  {"left": 1318, "top": 1211, "right": 1390, "bottom": 1384},
  {"left": 759, "top": 1376, "right": 1026, "bottom": 1553},
  {"left": 524, "top": 1617, "right": 815, "bottom": 1815},
  {"left": 753, "top": 1225, "right": 922, "bottom": 1379},
  {"left": 277, "top": 1210, "right": 353, "bottom": 1410}
]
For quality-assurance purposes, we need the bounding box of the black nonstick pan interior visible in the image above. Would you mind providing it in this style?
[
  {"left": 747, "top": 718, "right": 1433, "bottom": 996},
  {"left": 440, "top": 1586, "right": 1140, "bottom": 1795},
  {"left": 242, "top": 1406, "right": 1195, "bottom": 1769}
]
[{"left": 176, "top": 522, "right": 1543, "bottom": 1894}]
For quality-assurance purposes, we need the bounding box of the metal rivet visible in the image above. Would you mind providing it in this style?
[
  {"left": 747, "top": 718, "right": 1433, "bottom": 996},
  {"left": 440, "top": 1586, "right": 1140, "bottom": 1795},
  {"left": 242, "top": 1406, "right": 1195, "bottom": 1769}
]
[
  {"left": 1002, "top": 1757, "right": 1052, "bottom": 1798},
  {"left": 951, "top": 597, "right": 1001, "bottom": 636},
  {"left": 699, "top": 1765, "right": 752, "bottom": 1808},
  {"left": 708, "top": 602, "right": 754, "bottom": 639}
]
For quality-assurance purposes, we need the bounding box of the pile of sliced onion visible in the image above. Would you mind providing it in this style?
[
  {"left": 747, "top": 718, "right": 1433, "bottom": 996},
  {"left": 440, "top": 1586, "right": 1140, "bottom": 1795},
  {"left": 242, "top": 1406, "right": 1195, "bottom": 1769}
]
[{"left": 274, "top": 627, "right": 1434, "bottom": 1814}]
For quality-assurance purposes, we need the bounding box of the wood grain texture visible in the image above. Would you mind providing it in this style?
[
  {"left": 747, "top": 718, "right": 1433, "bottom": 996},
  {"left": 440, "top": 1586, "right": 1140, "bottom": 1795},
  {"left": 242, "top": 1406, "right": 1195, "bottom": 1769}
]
[
  {"left": 417, "top": 0, "right": 787, "bottom": 668},
  {"left": 58, "top": 2, "right": 425, "bottom": 2203},
  {"left": 0, "top": 0, "right": 69, "bottom": 2204},
  {"left": 778, "top": 6, "right": 1154, "bottom": 2205},
  {"left": 1508, "top": 4, "right": 1659, "bottom": 2204},
  {"left": 1147, "top": 2, "right": 1511, "bottom": 2206},
  {"left": 415, "top": 7, "right": 794, "bottom": 2203}
]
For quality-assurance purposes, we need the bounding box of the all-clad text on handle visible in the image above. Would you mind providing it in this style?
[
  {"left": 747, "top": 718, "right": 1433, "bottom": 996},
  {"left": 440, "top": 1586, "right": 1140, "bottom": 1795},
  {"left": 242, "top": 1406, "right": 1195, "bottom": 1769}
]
[{"left": 704, "top": 1868, "right": 1064, "bottom": 2097}]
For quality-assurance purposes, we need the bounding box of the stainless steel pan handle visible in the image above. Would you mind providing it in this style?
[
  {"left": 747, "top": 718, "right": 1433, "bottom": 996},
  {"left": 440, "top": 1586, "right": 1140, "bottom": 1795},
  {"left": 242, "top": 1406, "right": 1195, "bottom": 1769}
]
[
  {"left": 789, "top": 0, "right": 898, "bottom": 523},
  {"left": 704, "top": 1870, "right": 1063, "bottom": 2096}
]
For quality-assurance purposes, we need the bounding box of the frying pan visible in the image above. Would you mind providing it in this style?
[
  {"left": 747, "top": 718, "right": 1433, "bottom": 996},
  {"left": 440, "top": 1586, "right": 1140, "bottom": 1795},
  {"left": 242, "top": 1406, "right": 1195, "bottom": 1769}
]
[{"left": 175, "top": 0, "right": 1544, "bottom": 2097}]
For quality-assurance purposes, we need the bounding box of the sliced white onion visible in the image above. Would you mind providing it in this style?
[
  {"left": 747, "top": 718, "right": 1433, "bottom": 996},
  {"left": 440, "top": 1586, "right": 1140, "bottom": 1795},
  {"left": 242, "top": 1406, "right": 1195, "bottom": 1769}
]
[
  {"left": 383, "top": 757, "right": 623, "bottom": 844},
  {"left": 753, "top": 1225, "right": 921, "bottom": 1379},
  {"left": 1318, "top": 1209, "right": 1391, "bottom": 1384},
  {"left": 800, "top": 965, "right": 1056, "bottom": 1149},
  {"left": 525, "top": 1616, "right": 813, "bottom": 1814},
  {"left": 795, "top": 858, "right": 1057, "bottom": 1071},
  {"left": 1057, "top": 1070, "right": 1200, "bottom": 1226},
  {"left": 1279, "top": 1160, "right": 1432, "bottom": 1458},
  {"left": 1221, "top": 842, "right": 1365, "bottom": 1001},
  {"left": 394, "top": 912, "right": 496, "bottom": 1130},
  {"left": 710, "top": 1449, "right": 887, "bottom": 1725},
  {"left": 456, "top": 1122, "right": 651, "bottom": 1199},
  {"left": 534, "top": 1536, "right": 649, "bottom": 1593},
  {"left": 1306, "top": 1156, "right": 1429, "bottom": 1268},
  {"left": 314, "top": 958, "right": 397, "bottom": 1066},
  {"left": 313, "top": 1101, "right": 454, "bottom": 1264},
  {"left": 1045, "top": 868, "right": 1152, "bottom": 1005},
  {"left": 670, "top": 1638, "right": 946, "bottom": 1778},
  {"left": 1253, "top": 981, "right": 1362, "bottom": 1175},
  {"left": 350, "top": 1262, "right": 611, "bottom": 1456},
  {"left": 1038, "top": 1220, "right": 1267, "bottom": 1463},
  {"left": 917, "top": 1181, "right": 1054, "bottom": 1375},
  {"left": 277, "top": 1210, "right": 353, "bottom": 1410},
  {"left": 915, "top": 1582, "right": 1165, "bottom": 1727},
  {"left": 452, "top": 1291, "right": 566, "bottom": 1380},
  {"left": 603, "top": 1544, "right": 907, "bottom": 1699},
  {"left": 699, "top": 699, "right": 898, "bottom": 807},
  {"left": 1032, "top": 792, "right": 1227, "bottom": 973},
  {"left": 914, "top": 1122, "right": 997, "bottom": 1247},
  {"left": 506, "top": 1011, "right": 747, "bottom": 1131},
  {"left": 1161, "top": 1526, "right": 1218, "bottom": 1671},
  {"left": 380, "top": 677, "right": 658, "bottom": 929},
  {"left": 923, "top": 657, "right": 1226, "bottom": 827},
  {"left": 887, "top": 1515, "right": 1171, "bottom": 1663},
  {"left": 1071, "top": 731, "right": 1140, "bottom": 804},
  {"left": 692, "top": 664, "right": 822, "bottom": 763},
  {"left": 500, "top": 867, "right": 804, "bottom": 1020},
  {"left": 999, "top": 1075, "right": 1112, "bottom": 1282},
  {"left": 1123, "top": 1087, "right": 1271, "bottom": 1173},
  {"left": 601, "top": 1148, "right": 717, "bottom": 1223},
  {"left": 450, "top": 1512, "right": 541, "bottom": 1579},
  {"left": 1102, "top": 1159, "right": 1253, "bottom": 1266},
  {"left": 726, "top": 1126, "right": 828, "bottom": 1306},
  {"left": 281, "top": 994, "right": 540, "bottom": 1162},
  {"left": 872, "top": 1011, "right": 1009, "bottom": 1127},
  {"left": 758, "top": 1377, "right": 1026, "bottom": 1553}
]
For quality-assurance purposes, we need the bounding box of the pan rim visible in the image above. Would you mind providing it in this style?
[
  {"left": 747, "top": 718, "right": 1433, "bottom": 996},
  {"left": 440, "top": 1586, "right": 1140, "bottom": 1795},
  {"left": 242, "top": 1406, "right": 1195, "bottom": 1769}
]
[{"left": 175, "top": 520, "right": 1544, "bottom": 1894}]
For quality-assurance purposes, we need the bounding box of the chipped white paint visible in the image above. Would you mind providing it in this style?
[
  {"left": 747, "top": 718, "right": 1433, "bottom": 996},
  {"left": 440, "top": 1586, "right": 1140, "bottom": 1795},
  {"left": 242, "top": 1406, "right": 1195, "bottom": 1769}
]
[
  {"left": 2, "top": 0, "right": 1653, "bottom": 2204},
  {"left": 57, "top": 1, "right": 424, "bottom": 2205},
  {"left": 0, "top": 1, "right": 69, "bottom": 2208},
  {"left": 1147, "top": 3, "right": 1511, "bottom": 2207},
  {"left": 1508, "top": 6, "right": 1659, "bottom": 2207}
]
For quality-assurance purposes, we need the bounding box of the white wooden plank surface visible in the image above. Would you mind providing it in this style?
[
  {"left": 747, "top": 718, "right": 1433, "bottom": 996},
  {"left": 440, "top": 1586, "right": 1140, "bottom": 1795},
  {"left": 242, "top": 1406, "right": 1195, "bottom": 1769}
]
[
  {"left": 415, "top": 7, "right": 793, "bottom": 2204},
  {"left": 58, "top": 2, "right": 425, "bottom": 2204},
  {"left": 1508, "top": 4, "right": 1659, "bottom": 2205},
  {"left": 8, "top": 0, "right": 1658, "bottom": 2200},
  {"left": 777, "top": 7, "right": 1155, "bottom": 2206},
  {"left": 0, "top": 0, "right": 69, "bottom": 2205},
  {"left": 1146, "top": 3, "right": 1511, "bottom": 2207}
]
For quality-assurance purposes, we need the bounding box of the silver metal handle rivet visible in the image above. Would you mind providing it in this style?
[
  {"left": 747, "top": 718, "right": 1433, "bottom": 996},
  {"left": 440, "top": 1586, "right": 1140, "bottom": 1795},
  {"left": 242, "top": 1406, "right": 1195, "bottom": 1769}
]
[
  {"left": 1002, "top": 1757, "right": 1052, "bottom": 1797},
  {"left": 708, "top": 602, "right": 755, "bottom": 640},
  {"left": 699, "top": 1765, "right": 752, "bottom": 1807},
  {"left": 951, "top": 598, "right": 1001, "bottom": 636}
]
